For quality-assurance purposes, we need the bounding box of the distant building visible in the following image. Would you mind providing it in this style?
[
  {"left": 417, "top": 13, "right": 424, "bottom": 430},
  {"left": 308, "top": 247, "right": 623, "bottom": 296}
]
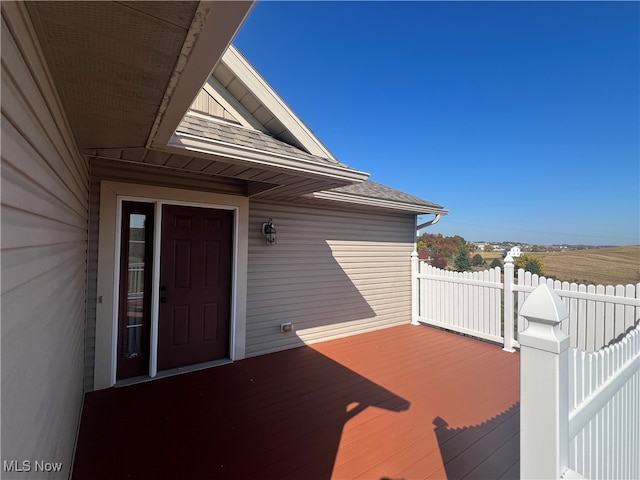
[{"left": 506, "top": 246, "right": 522, "bottom": 257}]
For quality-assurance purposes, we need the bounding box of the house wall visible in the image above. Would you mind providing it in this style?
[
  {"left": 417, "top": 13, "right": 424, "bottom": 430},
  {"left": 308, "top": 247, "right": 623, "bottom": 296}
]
[
  {"left": 1, "top": 3, "right": 88, "bottom": 476},
  {"left": 246, "top": 200, "right": 416, "bottom": 356},
  {"left": 84, "top": 163, "right": 416, "bottom": 387}
]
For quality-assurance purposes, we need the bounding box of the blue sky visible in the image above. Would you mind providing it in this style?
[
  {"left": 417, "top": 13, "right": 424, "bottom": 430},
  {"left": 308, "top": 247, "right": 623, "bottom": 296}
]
[{"left": 234, "top": 1, "right": 639, "bottom": 246}]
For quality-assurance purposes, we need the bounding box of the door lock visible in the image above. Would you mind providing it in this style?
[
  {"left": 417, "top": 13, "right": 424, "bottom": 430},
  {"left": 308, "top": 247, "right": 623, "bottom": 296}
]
[{"left": 160, "top": 286, "right": 167, "bottom": 303}]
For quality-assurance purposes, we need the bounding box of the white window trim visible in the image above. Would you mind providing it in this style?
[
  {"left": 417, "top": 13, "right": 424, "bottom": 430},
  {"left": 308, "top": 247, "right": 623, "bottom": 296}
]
[{"left": 94, "top": 181, "right": 249, "bottom": 390}]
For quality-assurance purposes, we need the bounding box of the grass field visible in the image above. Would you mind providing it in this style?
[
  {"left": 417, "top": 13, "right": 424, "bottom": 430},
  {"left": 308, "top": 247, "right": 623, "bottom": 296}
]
[
  {"left": 469, "top": 246, "right": 640, "bottom": 286},
  {"left": 533, "top": 246, "right": 640, "bottom": 286}
]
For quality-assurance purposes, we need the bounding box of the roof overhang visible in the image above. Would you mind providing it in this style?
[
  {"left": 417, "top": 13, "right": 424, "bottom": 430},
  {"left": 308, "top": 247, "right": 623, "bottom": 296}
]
[
  {"left": 149, "top": 3, "right": 255, "bottom": 147},
  {"left": 166, "top": 130, "right": 368, "bottom": 185},
  {"left": 29, "top": 0, "right": 366, "bottom": 198},
  {"left": 309, "top": 190, "right": 448, "bottom": 215},
  {"left": 26, "top": 1, "right": 254, "bottom": 151},
  {"left": 27, "top": 1, "right": 447, "bottom": 214}
]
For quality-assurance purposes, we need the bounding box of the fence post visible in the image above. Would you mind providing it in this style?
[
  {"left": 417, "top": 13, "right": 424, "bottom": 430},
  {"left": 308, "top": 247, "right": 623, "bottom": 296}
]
[
  {"left": 411, "top": 248, "right": 419, "bottom": 325},
  {"left": 519, "top": 284, "right": 571, "bottom": 479},
  {"left": 503, "top": 255, "right": 516, "bottom": 352}
]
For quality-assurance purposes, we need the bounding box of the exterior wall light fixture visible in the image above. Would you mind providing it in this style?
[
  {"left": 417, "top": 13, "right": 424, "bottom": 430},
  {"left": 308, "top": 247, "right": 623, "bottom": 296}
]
[{"left": 261, "top": 218, "right": 277, "bottom": 244}]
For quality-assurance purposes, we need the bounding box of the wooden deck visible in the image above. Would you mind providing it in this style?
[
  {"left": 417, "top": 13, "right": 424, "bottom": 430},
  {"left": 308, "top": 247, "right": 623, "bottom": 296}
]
[{"left": 72, "top": 324, "right": 520, "bottom": 479}]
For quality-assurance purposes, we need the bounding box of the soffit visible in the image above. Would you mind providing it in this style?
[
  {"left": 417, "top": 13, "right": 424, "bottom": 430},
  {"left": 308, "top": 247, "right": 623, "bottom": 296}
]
[
  {"left": 26, "top": 1, "right": 200, "bottom": 150},
  {"left": 83, "top": 145, "right": 354, "bottom": 199},
  {"left": 25, "top": 1, "right": 254, "bottom": 152}
]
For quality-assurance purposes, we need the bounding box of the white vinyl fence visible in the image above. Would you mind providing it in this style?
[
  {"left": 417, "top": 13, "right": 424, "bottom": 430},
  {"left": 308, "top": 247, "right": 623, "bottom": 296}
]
[
  {"left": 515, "top": 272, "right": 639, "bottom": 351},
  {"left": 413, "top": 263, "right": 504, "bottom": 345},
  {"left": 519, "top": 284, "right": 640, "bottom": 480},
  {"left": 411, "top": 252, "right": 640, "bottom": 352}
]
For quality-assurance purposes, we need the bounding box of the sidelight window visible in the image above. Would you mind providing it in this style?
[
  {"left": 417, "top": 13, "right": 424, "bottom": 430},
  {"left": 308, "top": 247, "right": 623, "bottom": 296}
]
[{"left": 117, "top": 202, "right": 154, "bottom": 380}]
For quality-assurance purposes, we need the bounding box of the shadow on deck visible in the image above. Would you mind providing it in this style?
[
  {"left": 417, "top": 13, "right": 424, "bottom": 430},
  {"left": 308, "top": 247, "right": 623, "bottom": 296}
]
[
  {"left": 73, "top": 324, "right": 520, "bottom": 479},
  {"left": 434, "top": 403, "right": 520, "bottom": 479},
  {"left": 73, "top": 345, "right": 409, "bottom": 479}
]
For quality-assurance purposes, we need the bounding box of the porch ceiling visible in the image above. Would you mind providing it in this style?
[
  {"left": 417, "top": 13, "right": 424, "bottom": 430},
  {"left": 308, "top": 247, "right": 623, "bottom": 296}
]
[{"left": 26, "top": 1, "right": 253, "bottom": 151}]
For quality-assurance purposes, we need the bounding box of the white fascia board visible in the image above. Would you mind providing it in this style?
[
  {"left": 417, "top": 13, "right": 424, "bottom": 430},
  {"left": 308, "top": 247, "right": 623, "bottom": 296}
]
[
  {"left": 166, "top": 132, "right": 369, "bottom": 183},
  {"left": 222, "top": 45, "right": 337, "bottom": 161},
  {"left": 148, "top": 2, "right": 255, "bottom": 147},
  {"left": 311, "top": 191, "right": 448, "bottom": 215}
]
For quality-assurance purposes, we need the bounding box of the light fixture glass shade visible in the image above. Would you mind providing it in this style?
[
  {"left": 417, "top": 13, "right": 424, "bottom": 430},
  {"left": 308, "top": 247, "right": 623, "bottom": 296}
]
[{"left": 261, "top": 219, "right": 276, "bottom": 244}]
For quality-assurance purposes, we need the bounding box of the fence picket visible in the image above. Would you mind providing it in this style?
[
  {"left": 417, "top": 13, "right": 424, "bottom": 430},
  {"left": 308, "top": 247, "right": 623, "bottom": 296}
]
[
  {"left": 517, "top": 268, "right": 527, "bottom": 333},
  {"left": 625, "top": 284, "right": 638, "bottom": 332},
  {"left": 475, "top": 273, "right": 481, "bottom": 333},
  {"left": 586, "top": 285, "right": 597, "bottom": 351},
  {"left": 614, "top": 284, "right": 625, "bottom": 341},
  {"left": 569, "top": 283, "right": 579, "bottom": 348},
  {"left": 577, "top": 284, "right": 588, "bottom": 350},
  {"left": 605, "top": 285, "right": 615, "bottom": 347},
  {"left": 595, "top": 285, "right": 606, "bottom": 350}
]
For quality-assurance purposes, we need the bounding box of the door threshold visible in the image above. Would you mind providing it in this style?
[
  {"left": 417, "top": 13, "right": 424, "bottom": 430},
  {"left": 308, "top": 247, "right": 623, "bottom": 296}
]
[{"left": 115, "top": 358, "right": 233, "bottom": 388}]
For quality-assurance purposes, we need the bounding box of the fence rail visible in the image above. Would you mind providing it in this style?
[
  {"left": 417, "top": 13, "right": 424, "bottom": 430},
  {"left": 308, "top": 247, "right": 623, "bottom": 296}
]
[{"left": 411, "top": 252, "right": 640, "bottom": 352}]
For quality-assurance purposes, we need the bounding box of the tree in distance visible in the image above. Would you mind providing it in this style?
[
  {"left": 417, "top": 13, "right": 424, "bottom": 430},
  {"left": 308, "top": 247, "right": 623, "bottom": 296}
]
[
  {"left": 417, "top": 233, "right": 459, "bottom": 259},
  {"left": 490, "top": 258, "right": 503, "bottom": 269},
  {"left": 514, "top": 254, "right": 545, "bottom": 276},
  {"left": 472, "top": 254, "right": 484, "bottom": 266},
  {"left": 452, "top": 235, "right": 466, "bottom": 250},
  {"left": 431, "top": 253, "right": 447, "bottom": 269},
  {"left": 454, "top": 245, "right": 472, "bottom": 272}
]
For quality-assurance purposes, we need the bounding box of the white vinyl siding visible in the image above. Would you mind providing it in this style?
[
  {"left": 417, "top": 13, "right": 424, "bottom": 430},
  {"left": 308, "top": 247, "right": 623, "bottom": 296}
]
[
  {"left": 190, "top": 89, "right": 240, "bottom": 124},
  {"left": 1, "top": 3, "right": 88, "bottom": 477},
  {"left": 247, "top": 200, "right": 415, "bottom": 356}
]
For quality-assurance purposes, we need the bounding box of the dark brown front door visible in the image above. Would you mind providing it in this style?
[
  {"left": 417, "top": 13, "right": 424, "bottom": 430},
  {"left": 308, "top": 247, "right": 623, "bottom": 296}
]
[{"left": 158, "top": 205, "right": 233, "bottom": 370}]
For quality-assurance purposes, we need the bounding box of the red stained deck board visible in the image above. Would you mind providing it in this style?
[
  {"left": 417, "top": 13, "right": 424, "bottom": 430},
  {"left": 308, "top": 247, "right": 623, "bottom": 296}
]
[{"left": 73, "top": 324, "right": 520, "bottom": 480}]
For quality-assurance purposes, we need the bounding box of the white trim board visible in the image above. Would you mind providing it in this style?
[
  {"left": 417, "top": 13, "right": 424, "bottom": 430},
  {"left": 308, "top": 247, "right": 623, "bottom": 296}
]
[
  {"left": 93, "top": 181, "right": 249, "bottom": 390},
  {"left": 221, "top": 45, "right": 337, "bottom": 161}
]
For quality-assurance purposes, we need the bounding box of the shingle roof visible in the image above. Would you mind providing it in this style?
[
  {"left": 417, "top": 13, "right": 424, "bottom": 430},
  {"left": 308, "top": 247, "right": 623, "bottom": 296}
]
[
  {"left": 178, "top": 113, "right": 445, "bottom": 213},
  {"left": 178, "top": 114, "right": 350, "bottom": 169},
  {"left": 329, "top": 180, "right": 445, "bottom": 210}
]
